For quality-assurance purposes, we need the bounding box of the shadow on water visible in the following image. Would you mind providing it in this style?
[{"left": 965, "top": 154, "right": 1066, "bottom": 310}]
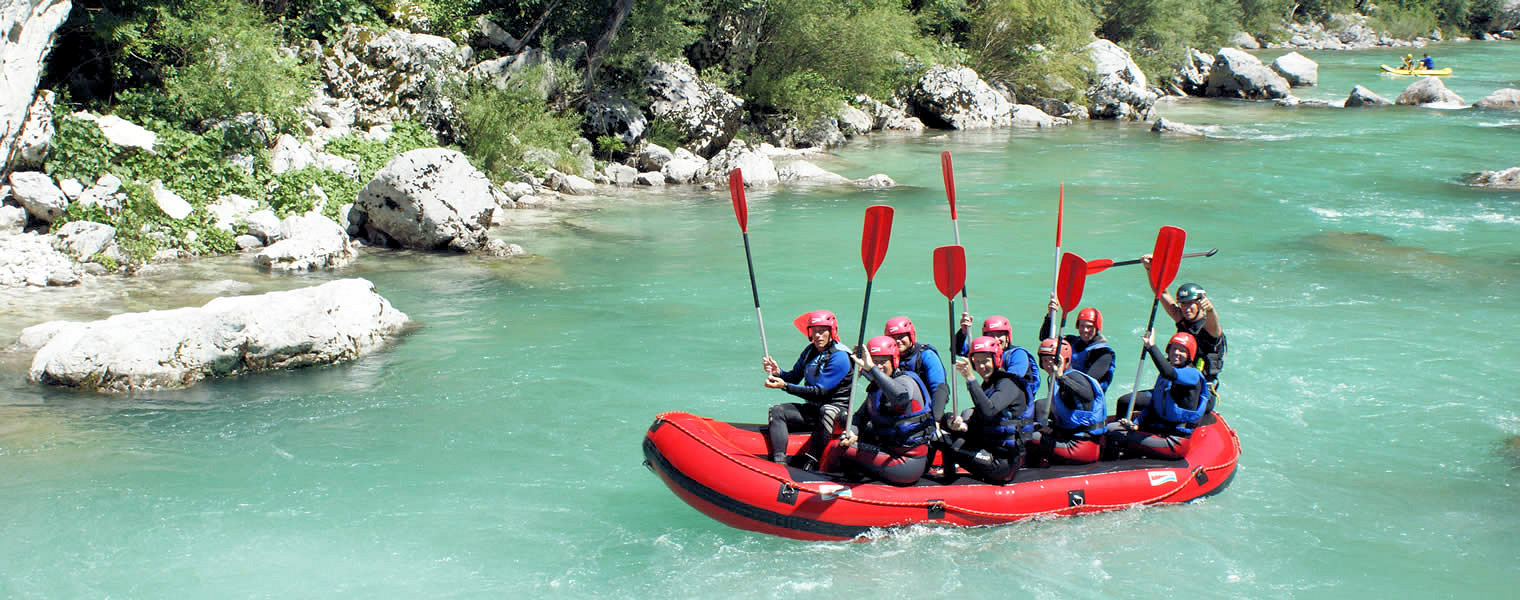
[
  {"left": 1295, "top": 230, "right": 1518, "bottom": 287},
  {"left": 1502, "top": 436, "right": 1520, "bottom": 470}
]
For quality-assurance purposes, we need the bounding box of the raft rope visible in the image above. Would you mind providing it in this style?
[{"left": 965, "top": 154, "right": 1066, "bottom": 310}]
[{"left": 655, "top": 412, "right": 1241, "bottom": 521}]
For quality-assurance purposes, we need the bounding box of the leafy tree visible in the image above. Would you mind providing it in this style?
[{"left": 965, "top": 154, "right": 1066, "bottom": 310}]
[{"left": 966, "top": 0, "right": 1096, "bottom": 102}]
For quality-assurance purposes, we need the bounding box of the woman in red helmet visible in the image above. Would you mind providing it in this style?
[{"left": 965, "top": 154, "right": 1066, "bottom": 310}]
[
  {"left": 954, "top": 312, "right": 1040, "bottom": 408},
  {"left": 1039, "top": 293, "right": 1116, "bottom": 392},
  {"left": 836, "top": 335, "right": 933, "bottom": 485},
  {"left": 762, "top": 310, "right": 853, "bottom": 469},
  {"left": 1107, "top": 331, "right": 1212, "bottom": 460},
  {"left": 1030, "top": 338, "right": 1106, "bottom": 465},
  {"left": 939, "top": 336, "right": 1030, "bottom": 484}
]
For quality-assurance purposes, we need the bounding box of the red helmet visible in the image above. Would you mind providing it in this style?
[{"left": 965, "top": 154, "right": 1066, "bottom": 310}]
[
  {"left": 1076, "top": 307, "right": 1103, "bottom": 331},
  {"left": 1168, "top": 332, "right": 1198, "bottom": 361},
  {"left": 884, "top": 316, "right": 916, "bottom": 345},
  {"left": 1038, "top": 337, "right": 1072, "bottom": 361},
  {"left": 866, "top": 335, "right": 901, "bottom": 371},
  {"left": 969, "top": 336, "right": 1004, "bottom": 369},
  {"left": 793, "top": 310, "right": 839, "bottom": 341},
  {"left": 982, "top": 316, "right": 1012, "bottom": 339}
]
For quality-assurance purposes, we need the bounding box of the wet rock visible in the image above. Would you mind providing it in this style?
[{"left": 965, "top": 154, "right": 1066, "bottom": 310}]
[
  {"left": 661, "top": 148, "right": 707, "bottom": 184},
  {"left": 1010, "top": 105, "right": 1070, "bottom": 127},
  {"left": 24, "top": 278, "right": 410, "bottom": 393},
  {"left": 1086, "top": 40, "right": 1157, "bottom": 119},
  {"left": 645, "top": 60, "right": 744, "bottom": 157},
  {"left": 705, "top": 140, "right": 779, "bottom": 187},
  {"left": 1345, "top": 85, "right": 1392, "bottom": 107},
  {"left": 356, "top": 148, "right": 495, "bottom": 251},
  {"left": 1206, "top": 48, "right": 1291, "bottom": 100},
  {"left": 1152, "top": 118, "right": 1205, "bottom": 136},
  {"left": 777, "top": 161, "right": 849, "bottom": 185},
  {"left": 1465, "top": 167, "right": 1520, "bottom": 189},
  {"left": 1473, "top": 88, "right": 1520, "bottom": 110},
  {"left": 1396, "top": 77, "right": 1465, "bottom": 106},
  {"left": 545, "top": 169, "right": 596, "bottom": 195},
  {"left": 910, "top": 65, "right": 1013, "bottom": 129},
  {"left": 1271, "top": 52, "right": 1319, "bottom": 87},
  {"left": 254, "top": 214, "right": 354, "bottom": 271},
  {"left": 0, "top": 232, "right": 82, "bottom": 287}
]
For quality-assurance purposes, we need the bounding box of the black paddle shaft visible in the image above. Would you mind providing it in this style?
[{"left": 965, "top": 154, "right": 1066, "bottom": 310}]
[{"left": 1121, "top": 298, "right": 1163, "bottom": 418}]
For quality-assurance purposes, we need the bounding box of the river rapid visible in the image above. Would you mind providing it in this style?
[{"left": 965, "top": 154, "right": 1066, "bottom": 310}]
[{"left": 1, "top": 44, "right": 1517, "bottom": 598}]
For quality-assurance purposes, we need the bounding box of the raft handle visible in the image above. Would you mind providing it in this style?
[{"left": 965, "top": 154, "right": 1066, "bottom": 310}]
[
  {"left": 1068, "top": 490, "right": 1086, "bottom": 507},
  {"left": 777, "top": 483, "right": 798, "bottom": 505}
]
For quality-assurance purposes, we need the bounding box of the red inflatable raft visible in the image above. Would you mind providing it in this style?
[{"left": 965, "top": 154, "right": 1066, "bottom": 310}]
[{"left": 643, "top": 410, "right": 1240, "bottom": 541}]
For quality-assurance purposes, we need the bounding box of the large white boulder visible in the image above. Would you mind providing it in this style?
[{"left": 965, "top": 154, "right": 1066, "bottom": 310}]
[
  {"left": 8, "top": 170, "right": 65, "bottom": 222},
  {"left": 318, "top": 25, "right": 470, "bottom": 139},
  {"left": 24, "top": 278, "right": 411, "bottom": 393},
  {"left": 0, "top": 231, "right": 82, "bottom": 286},
  {"left": 645, "top": 61, "right": 744, "bottom": 157},
  {"left": 909, "top": 66, "right": 1013, "bottom": 129},
  {"left": 1, "top": 0, "right": 71, "bottom": 173},
  {"left": 705, "top": 140, "right": 779, "bottom": 187},
  {"left": 1396, "top": 77, "right": 1465, "bottom": 106},
  {"left": 1086, "top": 40, "right": 1157, "bottom": 120},
  {"left": 355, "top": 148, "right": 495, "bottom": 251},
  {"left": 1010, "top": 105, "right": 1071, "bottom": 128},
  {"left": 253, "top": 214, "right": 354, "bottom": 271},
  {"left": 1345, "top": 85, "right": 1392, "bottom": 107},
  {"left": 1473, "top": 88, "right": 1520, "bottom": 110},
  {"left": 1270, "top": 52, "right": 1319, "bottom": 87},
  {"left": 1205, "top": 48, "right": 1291, "bottom": 100}
]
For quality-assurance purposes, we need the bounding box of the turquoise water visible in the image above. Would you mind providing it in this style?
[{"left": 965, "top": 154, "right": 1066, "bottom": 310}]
[{"left": 2, "top": 45, "right": 1518, "bottom": 597}]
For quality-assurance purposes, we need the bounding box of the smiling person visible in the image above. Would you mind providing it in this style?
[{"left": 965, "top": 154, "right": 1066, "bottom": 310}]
[
  {"left": 883, "top": 316, "right": 948, "bottom": 424},
  {"left": 1029, "top": 338, "right": 1106, "bottom": 465},
  {"left": 1039, "top": 292, "right": 1117, "bottom": 392},
  {"left": 762, "top": 310, "right": 853, "bottom": 470},
  {"left": 835, "top": 336, "right": 933, "bottom": 486},
  {"left": 1107, "top": 331, "right": 1211, "bottom": 460},
  {"left": 938, "top": 336, "right": 1030, "bottom": 484}
]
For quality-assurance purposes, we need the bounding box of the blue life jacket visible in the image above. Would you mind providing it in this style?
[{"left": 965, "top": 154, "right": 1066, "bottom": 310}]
[
  {"left": 866, "top": 370, "right": 933, "bottom": 450},
  {"left": 1049, "top": 370, "right": 1106, "bottom": 438},
  {"left": 1002, "top": 346, "right": 1040, "bottom": 412},
  {"left": 899, "top": 343, "right": 946, "bottom": 394},
  {"left": 971, "top": 371, "right": 1033, "bottom": 453},
  {"left": 1070, "top": 339, "right": 1115, "bottom": 391},
  {"left": 798, "top": 342, "right": 853, "bottom": 404},
  {"left": 1146, "top": 366, "right": 1211, "bottom": 435}
]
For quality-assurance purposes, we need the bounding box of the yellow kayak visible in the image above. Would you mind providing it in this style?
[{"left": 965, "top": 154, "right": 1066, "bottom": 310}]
[{"left": 1380, "top": 64, "right": 1453, "bottom": 76}]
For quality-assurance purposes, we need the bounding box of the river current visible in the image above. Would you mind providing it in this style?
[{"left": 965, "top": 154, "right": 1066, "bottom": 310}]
[{"left": 1, "top": 45, "right": 1516, "bottom": 598}]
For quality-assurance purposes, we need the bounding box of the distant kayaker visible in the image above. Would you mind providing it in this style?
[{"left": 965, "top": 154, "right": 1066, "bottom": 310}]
[
  {"left": 938, "top": 336, "right": 1031, "bottom": 484},
  {"left": 835, "top": 336, "right": 932, "bottom": 485},
  {"left": 1030, "top": 338, "right": 1106, "bottom": 465},
  {"left": 1107, "top": 331, "right": 1211, "bottom": 460},
  {"left": 1420, "top": 53, "right": 1435, "bottom": 69},
  {"left": 1402, "top": 53, "right": 1415, "bottom": 71},
  {"left": 762, "top": 310, "right": 853, "bottom": 470},
  {"left": 1038, "top": 293, "right": 1117, "bottom": 391},
  {"left": 954, "top": 313, "right": 1040, "bottom": 410},
  {"left": 883, "top": 316, "right": 949, "bottom": 424}
]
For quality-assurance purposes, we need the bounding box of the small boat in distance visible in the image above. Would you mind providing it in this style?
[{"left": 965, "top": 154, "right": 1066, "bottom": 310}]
[{"left": 1380, "top": 64, "right": 1453, "bottom": 76}]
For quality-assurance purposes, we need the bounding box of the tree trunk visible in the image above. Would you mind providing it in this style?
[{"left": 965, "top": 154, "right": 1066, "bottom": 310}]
[{"left": 582, "top": 0, "right": 637, "bottom": 95}]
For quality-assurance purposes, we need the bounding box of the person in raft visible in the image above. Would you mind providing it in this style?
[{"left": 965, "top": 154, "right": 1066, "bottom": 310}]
[
  {"left": 1402, "top": 53, "right": 1416, "bottom": 70},
  {"left": 883, "top": 316, "right": 949, "bottom": 426},
  {"left": 1107, "top": 331, "right": 1211, "bottom": 460},
  {"left": 1038, "top": 293, "right": 1117, "bottom": 392},
  {"left": 1420, "top": 53, "right": 1435, "bottom": 69},
  {"left": 835, "top": 336, "right": 933, "bottom": 485},
  {"left": 953, "top": 313, "right": 1040, "bottom": 412},
  {"left": 1029, "top": 338, "right": 1106, "bottom": 465},
  {"left": 762, "top": 310, "right": 853, "bottom": 470},
  {"left": 939, "top": 336, "right": 1031, "bottom": 484}
]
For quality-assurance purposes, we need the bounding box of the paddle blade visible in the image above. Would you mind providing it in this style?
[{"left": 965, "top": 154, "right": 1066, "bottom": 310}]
[
  {"left": 1085, "top": 258, "right": 1115, "bottom": 274},
  {"left": 728, "top": 169, "right": 748, "bottom": 232},
  {"left": 860, "top": 205, "right": 894, "bottom": 279},
  {"left": 933, "top": 245, "right": 967, "bottom": 300},
  {"left": 941, "top": 152, "right": 956, "bottom": 220},
  {"left": 1056, "top": 183, "right": 1064, "bottom": 248},
  {"left": 1148, "top": 226, "right": 1187, "bottom": 298},
  {"left": 1057, "top": 252, "right": 1087, "bottom": 315}
]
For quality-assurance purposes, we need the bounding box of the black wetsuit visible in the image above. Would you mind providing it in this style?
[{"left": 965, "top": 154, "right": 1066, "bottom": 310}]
[
  {"left": 943, "top": 370, "right": 1027, "bottom": 484},
  {"left": 841, "top": 367, "right": 931, "bottom": 485},
  {"left": 767, "top": 343, "right": 853, "bottom": 465}
]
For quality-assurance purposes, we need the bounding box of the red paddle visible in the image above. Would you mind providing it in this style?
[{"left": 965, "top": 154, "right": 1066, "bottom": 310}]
[
  {"left": 1120, "top": 226, "right": 1187, "bottom": 419},
  {"left": 941, "top": 152, "right": 969, "bottom": 311},
  {"left": 729, "top": 168, "right": 769, "bottom": 358},
  {"left": 847, "top": 205, "right": 894, "bottom": 430},
  {"left": 1041, "top": 251, "right": 1086, "bottom": 424},
  {"left": 1086, "top": 248, "right": 1218, "bottom": 275},
  {"left": 933, "top": 244, "right": 966, "bottom": 414}
]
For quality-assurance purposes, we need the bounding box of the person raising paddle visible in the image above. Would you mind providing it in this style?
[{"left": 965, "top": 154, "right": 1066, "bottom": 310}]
[
  {"left": 1107, "top": 331, "right": 1211, "bottom": 460},
  {"left": 762, "top": 310, "right": 853, "bottom": 469},
  {"left": 1029, "top": 338, "right": 1106, "bottom": 465},
  {"left": 940, "top": 336, "right": 1029, "bottom": 484},
  {"left": 1038, "top": 293, "right": 1117, "bottom": 392},
  {"left": 835, "top": 336, "right": 933, "bottom": 486},
  {"left": 954, "top": 313, "right": 1040, "bottom": 406}
]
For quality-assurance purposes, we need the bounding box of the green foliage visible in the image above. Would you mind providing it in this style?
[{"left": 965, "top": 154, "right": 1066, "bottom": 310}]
[
  {"left": 645, "top": 119, "right": 683, "bottom": 151},
  {"left": 594, "top": 135, "right": 627, "bottom": 159},
  {"left": 966, "top": 0, "right": 1098, "bottom": 102},
  {"left": 155, "top": 0, "right": 315, "bottom": 130},
  {"left": 324, "top": 121, "right": 441, "bottom": 183},
  {"left": 278, "top": 0, "right": 389, "bottom": 39},
  {"left": 1369, "top": 2, "right": 1440, "bottom": 38},
  {"left": 459, "top": 74, "right": 584, "bottom": 180},
  {"left": 45, "top": 118, "right": 118, "bottom": 184},
  {"left": 747, "top": 0, "right": 937, "bottom": 118},
  {"left": 413, "top": 0, "right": 483, "bottom": 41}
]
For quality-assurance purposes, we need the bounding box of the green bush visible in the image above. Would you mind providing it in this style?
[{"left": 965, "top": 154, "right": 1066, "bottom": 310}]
[
  {"left": 747, "top": 0, "right": 938, "bottom": 118},
  {"left": 1370, "top": 2, "right": 1440, "bottom": 39},
  {"left": 967, "top": 0, "right": 1097, "bottom": 103},
  {"left": 156, "top": 0, "right": 315, "bottom": 130},
  {"left": 459, "top": 74, "right": 584, "bottom": 180}
]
